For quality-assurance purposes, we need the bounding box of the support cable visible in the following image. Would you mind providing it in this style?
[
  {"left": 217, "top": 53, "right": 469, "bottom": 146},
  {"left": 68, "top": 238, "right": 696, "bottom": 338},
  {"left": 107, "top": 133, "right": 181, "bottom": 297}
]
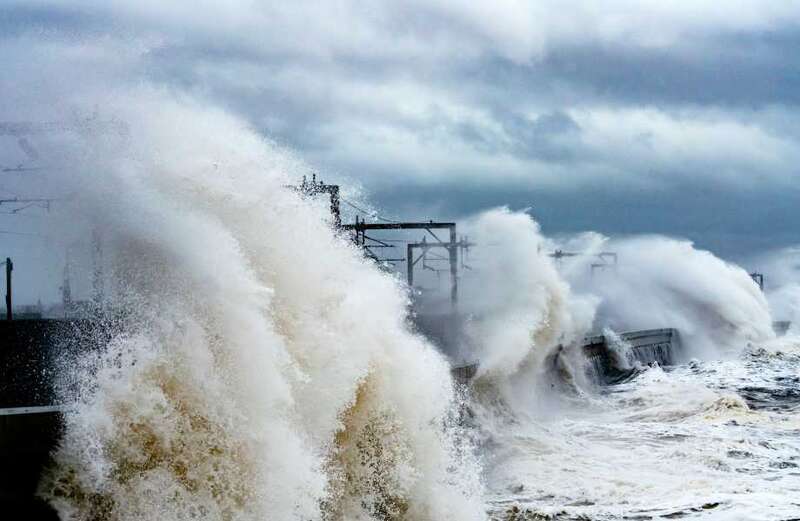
[
  {"left": 340, "top": 198, "right": 400, "bottom": 224},
  {"left": 0, "top": 230, "right": 44, "bottom": 237}
]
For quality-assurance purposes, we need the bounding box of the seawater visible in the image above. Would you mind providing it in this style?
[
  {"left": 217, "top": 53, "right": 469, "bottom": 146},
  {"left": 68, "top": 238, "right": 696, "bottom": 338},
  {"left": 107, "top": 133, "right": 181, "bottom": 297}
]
[
  {"left": 483, "top": 338, "right": 800, "bottom": 521},
  {"left": 8, "top": 85, "right": 794, "bottom": 521}
]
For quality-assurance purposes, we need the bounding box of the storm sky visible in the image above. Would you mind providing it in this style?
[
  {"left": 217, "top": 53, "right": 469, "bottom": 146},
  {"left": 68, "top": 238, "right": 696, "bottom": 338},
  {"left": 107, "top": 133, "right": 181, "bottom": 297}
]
[{"left": 2, "top": 1, "right": 800, "bottom": 260}]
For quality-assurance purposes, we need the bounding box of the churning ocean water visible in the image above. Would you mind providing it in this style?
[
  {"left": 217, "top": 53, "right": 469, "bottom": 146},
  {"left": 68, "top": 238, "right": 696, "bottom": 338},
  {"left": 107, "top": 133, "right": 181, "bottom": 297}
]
[
  {"left": 483, "top": 338, "right": 800, "bottom": 521},
  {"left": 10, "top": 80, "right": 796, "bottom": 521}
]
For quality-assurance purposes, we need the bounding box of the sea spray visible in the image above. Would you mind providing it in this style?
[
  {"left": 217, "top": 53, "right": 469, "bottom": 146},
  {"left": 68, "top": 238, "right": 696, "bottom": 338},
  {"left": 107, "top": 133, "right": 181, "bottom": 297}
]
[
  {"left": 454, "top": 208, "right": 596, "bottom": 413},
  {"left": 603, "top": 327, "right": 635, "bottom": 371},
  {"left": 747, "top": 246, "right": 800, "bottom": 335},
  {"left": 562, "top": 235, "right": 775, "bottom": 358},
  {"left": 458, "top": 209, "right": 595, "bottom": 378},
  {"left": 37, "top": 90, "right": 484, "bottom": 520}
]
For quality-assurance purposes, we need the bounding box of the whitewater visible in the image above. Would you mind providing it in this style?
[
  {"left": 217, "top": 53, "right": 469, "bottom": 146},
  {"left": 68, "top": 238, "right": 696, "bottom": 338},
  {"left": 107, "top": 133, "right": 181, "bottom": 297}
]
[
  {"left": 482, "top": 342, "right": 800, "bottom": 520},
  {"left": 30, "top": 92, "right": 485, "bottom": 521},
  {"left": 3, "top": 84, "right": 798, "bottom": 520}
]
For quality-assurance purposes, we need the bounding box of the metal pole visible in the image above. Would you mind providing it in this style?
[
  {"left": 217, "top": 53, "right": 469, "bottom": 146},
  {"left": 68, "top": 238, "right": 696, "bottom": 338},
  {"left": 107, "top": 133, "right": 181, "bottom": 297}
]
[
  {"left": 5, "top": 257, "right": 12, "bottom": 320},
  {"left": 329, "top": 185, "right": 341, "bottom": 228},
  {"left": 62, "top": 249, "right": 72, "bottom": 318},
  {"left": 407, "top": 243, "right": 414, "bottom": 288},
  {"left": 449, "top": 226, "right": 458, "bottom": 309},
  {"left": 92, "top": 229, "right": 104, "bottom": 309}
]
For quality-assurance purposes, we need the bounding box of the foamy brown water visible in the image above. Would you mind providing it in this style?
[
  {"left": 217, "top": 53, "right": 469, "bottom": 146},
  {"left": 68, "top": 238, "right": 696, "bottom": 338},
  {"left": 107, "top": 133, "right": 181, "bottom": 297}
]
[{"left": 34, "top": 92, "right": 484, "bottom": 521}]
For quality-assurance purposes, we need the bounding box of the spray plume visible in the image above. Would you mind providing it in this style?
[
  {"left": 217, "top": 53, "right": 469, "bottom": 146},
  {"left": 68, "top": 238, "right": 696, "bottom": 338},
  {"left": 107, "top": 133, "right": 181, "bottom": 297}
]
[
  {"left": 22, "top": 88, "right": 484, "bottom": 520},
  {"left": 561, "top": 234, "right": 775, "bottom": 357}
]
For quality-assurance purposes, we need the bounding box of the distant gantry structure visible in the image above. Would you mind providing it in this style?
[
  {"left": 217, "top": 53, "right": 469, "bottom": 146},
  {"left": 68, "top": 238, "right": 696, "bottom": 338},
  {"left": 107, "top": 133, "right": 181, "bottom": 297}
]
[
  {"left": 549, "top": 249, "right": 618, "bottom": 274},
  {"left": 750, "top": 272, "right": 765, "bottom": 291},
  {"left": 289, "top": 175, "right": 472, "bottom": 309},
  {"left": 289, "top": 176, "right": 626, "bottom": 309},
  {"left": 343, "top": 219, "right": 468, "bottom": 309},
  {"left": 292, "top": 174, "right": 341, "bottom": 227}
]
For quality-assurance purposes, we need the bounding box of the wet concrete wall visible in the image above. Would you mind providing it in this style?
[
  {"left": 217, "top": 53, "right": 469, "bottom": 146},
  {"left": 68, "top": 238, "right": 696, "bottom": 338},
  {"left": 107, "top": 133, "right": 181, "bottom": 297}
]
[
  {"left": 0, "top": 407, "right": 62, "bottom": 520},
  {"left": 583, "top": 328, "right": 679, "bottom": 384}
]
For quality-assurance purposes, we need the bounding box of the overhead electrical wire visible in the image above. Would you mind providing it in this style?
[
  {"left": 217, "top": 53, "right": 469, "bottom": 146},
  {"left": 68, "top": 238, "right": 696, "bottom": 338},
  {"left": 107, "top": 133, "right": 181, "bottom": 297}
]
[
  {"left": 340, "top": 197, "right": 400, "bottom": 224},
  {"left": 0, "top": 229, "right": 45, "bottom": 237}
]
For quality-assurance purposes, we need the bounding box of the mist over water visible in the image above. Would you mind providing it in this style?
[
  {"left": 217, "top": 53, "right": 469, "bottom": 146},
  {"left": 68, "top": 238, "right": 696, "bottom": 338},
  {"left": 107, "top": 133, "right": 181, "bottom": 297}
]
[
  {"left": 458, "top": 230, "right": 800, "bottom": 520},
  {"left": 558, "top": 234, "right": 776, "bottom": 357},
  {"left": 748, "top": 246, "right": 800, "bottom": 335},
  {"left": 459, "top": 209, "right": 596, "bottom": 378}
]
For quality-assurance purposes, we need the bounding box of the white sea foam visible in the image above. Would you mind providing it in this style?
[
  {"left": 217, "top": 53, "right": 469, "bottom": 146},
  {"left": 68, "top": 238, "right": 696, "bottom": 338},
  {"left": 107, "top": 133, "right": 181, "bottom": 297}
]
[
  {"left": 34, "top": 90, "right": 483, "bottom": 521},
  {"left": 560, "top": 234, "right": 776, "bottom": 358},
  {"left": 459, "top": 209, "right": 596, "bottom": 379},
  {"left": 3, "top": 28, "right": 796, "bottom": 521}
]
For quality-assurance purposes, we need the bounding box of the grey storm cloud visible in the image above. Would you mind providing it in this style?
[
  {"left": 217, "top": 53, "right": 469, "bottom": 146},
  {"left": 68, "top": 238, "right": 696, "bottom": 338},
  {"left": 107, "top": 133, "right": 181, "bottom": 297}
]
[{"left": 1, "top": 0, "right": 800, "bottom": 257}]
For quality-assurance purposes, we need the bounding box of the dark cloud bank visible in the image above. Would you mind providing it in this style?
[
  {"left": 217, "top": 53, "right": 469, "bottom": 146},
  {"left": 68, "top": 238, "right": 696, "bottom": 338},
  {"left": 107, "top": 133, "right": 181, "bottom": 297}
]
[{"left": 2, "top": 1, "right": 800, "bottom": 261}]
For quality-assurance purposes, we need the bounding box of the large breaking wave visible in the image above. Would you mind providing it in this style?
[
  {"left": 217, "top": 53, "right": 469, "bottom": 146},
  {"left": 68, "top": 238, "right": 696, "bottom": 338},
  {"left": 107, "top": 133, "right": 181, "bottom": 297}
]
[{"left": 34, "top": 91, "right": 483, "bottom": 521}]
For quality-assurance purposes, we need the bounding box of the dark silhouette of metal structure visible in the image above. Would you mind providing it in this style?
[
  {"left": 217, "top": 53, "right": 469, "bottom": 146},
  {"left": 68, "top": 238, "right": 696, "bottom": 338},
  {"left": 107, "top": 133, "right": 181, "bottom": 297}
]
[
  {"left": 0, "top": 197, "right": 56, "bottom": 212},
  {"left": 287, "top": 176, "right": 470, "bottom": 309},
  {"left": 549, "top": 249, "right": 580, "bottom": 261},
  {"left": 344, "top": 220, "right": 462, "bottom": 308},
  {"left": 404, "top": 235, "right": 476, "bottom": 307},
  {"left": 750, "top": 272, "right": 764, "bottom": 291},
  {"left": 4, "top": 258, "right": 12, "bottom": 320},
  {"left": 61, "top": 251, "right": 72, "bottom": 318},
  {"left": 292, "top": 174, "right": 341, "bottom": 227},
  {"left": 549, "top": 249, "right": 618, "bottom": 275},
  {"left": 91, "top": 229, "right": 104, "bottom": 308}
]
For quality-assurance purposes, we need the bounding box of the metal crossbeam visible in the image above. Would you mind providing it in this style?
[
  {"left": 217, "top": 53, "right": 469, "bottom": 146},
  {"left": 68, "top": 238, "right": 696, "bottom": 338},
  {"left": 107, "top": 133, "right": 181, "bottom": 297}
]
[
  {"left": 342, "top": 222, "right": 455, "bottom": 231},
  {"left": 288, "top": 174, "right": 341, "bottom": 227}
]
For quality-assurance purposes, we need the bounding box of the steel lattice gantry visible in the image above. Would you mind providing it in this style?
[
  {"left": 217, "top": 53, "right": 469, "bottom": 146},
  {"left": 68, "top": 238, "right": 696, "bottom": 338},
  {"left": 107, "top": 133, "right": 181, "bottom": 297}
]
[{"left": 342, "top": 221, "right": 460, "bottom": 308}]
